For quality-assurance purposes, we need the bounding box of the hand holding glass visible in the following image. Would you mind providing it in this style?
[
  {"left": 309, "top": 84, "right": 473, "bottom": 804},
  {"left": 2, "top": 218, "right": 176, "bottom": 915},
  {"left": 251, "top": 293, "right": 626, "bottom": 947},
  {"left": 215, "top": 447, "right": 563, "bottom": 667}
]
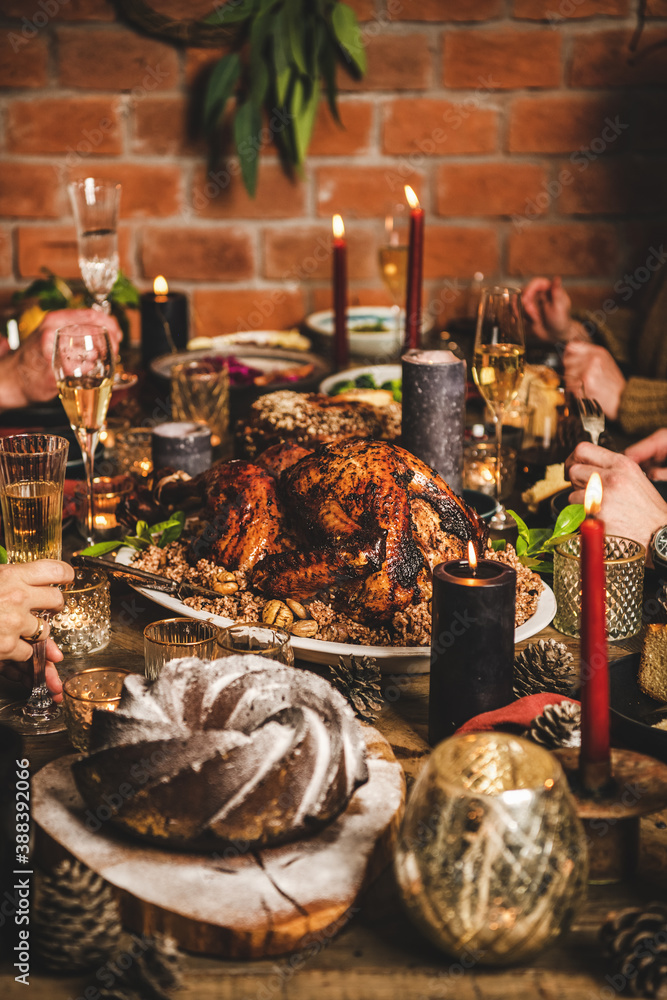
[{"left": 53, "top": 324, "right": 115, "bottom": 545}]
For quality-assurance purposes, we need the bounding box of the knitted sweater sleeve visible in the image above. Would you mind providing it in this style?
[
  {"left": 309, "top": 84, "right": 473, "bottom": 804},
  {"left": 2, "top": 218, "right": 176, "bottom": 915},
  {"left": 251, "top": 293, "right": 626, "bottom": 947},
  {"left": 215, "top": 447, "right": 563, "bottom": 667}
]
[{"left": 618, "top": 377, "right": 667, "bottom": 436}]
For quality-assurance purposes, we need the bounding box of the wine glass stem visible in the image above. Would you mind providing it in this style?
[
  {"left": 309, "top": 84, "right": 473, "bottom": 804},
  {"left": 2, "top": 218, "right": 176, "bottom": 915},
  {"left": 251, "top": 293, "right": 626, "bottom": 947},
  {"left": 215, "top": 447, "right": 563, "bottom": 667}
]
[
  {"left": 494, "top": 408, "right": 504, "bottom": 509},
  {"left": 22, "top": 637, "right": 52, "bottom": 719},
  {"left": 80, "top": 430, "right": 99, "bottom": 545}
]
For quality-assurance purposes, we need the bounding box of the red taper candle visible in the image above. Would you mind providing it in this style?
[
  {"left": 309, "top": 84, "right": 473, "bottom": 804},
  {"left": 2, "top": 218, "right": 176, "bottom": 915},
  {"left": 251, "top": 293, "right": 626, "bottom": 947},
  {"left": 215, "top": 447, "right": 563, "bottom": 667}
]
[
  {"left": 579, "top": 472, "right": 611, "bottom": 793},
  {"left": 404, "top": 184, "right": 424, "bottom": 352},
  {"left": 332, "top": 214, "right": 348, "bottom": 372}
]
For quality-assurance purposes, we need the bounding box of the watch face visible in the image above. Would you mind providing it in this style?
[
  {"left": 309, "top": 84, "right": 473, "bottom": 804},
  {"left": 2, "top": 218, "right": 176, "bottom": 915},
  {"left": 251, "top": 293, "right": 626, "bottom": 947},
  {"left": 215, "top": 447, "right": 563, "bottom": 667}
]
[{"left": 655, "top": 527, "right": 667, "bottom": 564}]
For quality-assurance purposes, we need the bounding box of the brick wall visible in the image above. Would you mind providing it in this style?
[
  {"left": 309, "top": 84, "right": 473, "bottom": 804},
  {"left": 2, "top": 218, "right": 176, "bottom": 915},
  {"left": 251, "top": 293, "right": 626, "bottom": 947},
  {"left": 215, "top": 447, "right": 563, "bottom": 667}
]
[{"left": 0, "top": 0, "right": 666, "bottom": 338}]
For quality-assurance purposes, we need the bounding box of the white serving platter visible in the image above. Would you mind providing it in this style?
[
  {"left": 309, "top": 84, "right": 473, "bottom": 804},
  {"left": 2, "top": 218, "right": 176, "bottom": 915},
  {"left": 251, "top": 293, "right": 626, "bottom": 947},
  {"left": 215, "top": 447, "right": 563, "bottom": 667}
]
[{"left": 116, "top": 549, "right": 556, "bottom": 676}]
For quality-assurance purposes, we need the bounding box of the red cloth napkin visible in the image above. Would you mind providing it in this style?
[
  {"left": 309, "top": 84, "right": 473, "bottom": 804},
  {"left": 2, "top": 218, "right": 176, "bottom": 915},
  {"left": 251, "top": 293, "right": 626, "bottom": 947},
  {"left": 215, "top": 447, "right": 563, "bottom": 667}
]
[{"left": 454, "top": 693, "right": 580, "bottom": 735}]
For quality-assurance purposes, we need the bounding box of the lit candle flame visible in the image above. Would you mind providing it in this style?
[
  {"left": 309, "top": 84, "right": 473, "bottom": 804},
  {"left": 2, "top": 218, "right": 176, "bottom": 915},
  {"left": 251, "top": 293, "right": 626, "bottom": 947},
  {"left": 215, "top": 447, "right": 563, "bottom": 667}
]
[
  {"left": 153, "top": 275, "right": 169, "bottom": 295},
  {"left": 404, "top": 184, "right": 420, "bottom": 210},
  {"left": 584, "top": 472, "right": 603, "bottom": 517},
  {"left": 468, "top": 541, "right": 477, "bottom": 571},
  {"left": 332, "top": 214, "right": 345, "bottom": 239}
]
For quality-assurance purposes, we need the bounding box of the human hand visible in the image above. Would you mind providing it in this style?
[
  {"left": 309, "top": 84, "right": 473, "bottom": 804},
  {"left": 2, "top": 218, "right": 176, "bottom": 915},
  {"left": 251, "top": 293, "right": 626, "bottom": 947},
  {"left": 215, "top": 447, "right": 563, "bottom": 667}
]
[
  {"left": 563, "top": 342, "right": 626, "bottom": 421},
  {"left": 0, "top": 560, "right": 74, "bottom": 662},
  {"left": 625, "top": 429, "right": 667, "bottom": 481},
  {"left": 0, "top": 638, "right": 65, "bottom": 703},
  {"left": 11, "top": 309, "right": 122, "bottom": 407},
  {"left": 522, "top": 276, "right": 573, "bottom": 343},
  {"left": 565, "top": 442, "right": 667, "bottom": 549}
]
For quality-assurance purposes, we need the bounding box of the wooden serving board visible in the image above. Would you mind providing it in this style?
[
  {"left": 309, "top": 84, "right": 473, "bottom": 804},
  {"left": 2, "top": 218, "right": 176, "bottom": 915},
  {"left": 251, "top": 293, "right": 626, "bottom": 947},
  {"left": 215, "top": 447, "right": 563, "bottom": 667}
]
[{"left": 32, "top": 727, "right": 405, "bottom": 959}]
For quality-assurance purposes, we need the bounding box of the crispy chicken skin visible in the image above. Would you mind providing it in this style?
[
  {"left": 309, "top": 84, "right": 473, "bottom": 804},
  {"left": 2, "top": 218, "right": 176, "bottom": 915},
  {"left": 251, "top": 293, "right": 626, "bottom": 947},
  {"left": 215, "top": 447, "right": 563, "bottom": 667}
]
[{"left": 251, "top": 439, "right": 487, "bottom": 623}]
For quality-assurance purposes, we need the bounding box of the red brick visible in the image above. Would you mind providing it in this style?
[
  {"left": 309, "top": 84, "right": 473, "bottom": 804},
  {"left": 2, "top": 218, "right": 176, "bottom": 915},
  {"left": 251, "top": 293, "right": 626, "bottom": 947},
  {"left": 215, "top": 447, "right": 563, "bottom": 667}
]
[
  {"left": 571, "top": 30, "right": 667, "bottom": 87},
  {"left": 508, "top": 95, "right": 627, "bottom": 153},
  {"left": 131, "top": 97, "right": 203, "bottom": 157},
  {"left": 436, "top": 163, "right": 548, "bottom": 217},
  {"left": 444, "top": 29, "right": 561, "bottom": 89},
  {"left": 57, "top": 27, "right": 179, "bottom": 91},
  {"left": 424, "top": 227, "right": 499, "bottom": 279},
  {"left": 311, "top": 285, "right": 395, "bottom": 312},
  {"left": 0, "top": 34, "right": 48, "bottom": 88},
  {"left": 348, "top": 0, "right": 376, "bottom": 19},
  {"left": 66, "top": 164, "right": 182, "bottom": 219},
  {"left": 192, "top": 288, "right": 306, "bottom": 336},
  {"left": 141, "top": 227, "right": 254, "bottom": 282},
  {"left": 0, "top": 163, "right": 62, "bottom": 218},
  {"left": 558, "top": 159, "right": 667, "bottom": 215},
  {"left": 191, "top": 162, "right": 305, "bottom": 219},
  {"left": 184, "top": 48, "right": 228, "bottom": 88},
  {"left": 339, "top": 33, "right": 432, "bottom": 92},
  {"left": 645, "top": 0, "right": 667, "bottom": 12},
  {"left": 0, "top": 229, "right": 12, "bottom": 278},
  {"left": 17, "top": 225, "right": 133, "bottom": 279},
  {"left": 1, "top": 0, "right": 115, "bottom": 18},
  {"left": 262, "top": 226, "right": 378, "bottom": 282},
  {"left": 316, "top": 166, "right": 425, "bottom": 218},
  {"left": 6, "top": 97, "right": 122, "bottom": 155},
  {"left": 508, "top": 224, "right": 619, "bottom": 277},
  {"left": 309, "top": 100, "right": 373, "bottom": 156},
  {"left": 383, "top": 98, "right": 498, "bottom": 156},
  {"left": 513, "top": 0, "right": 629, "bottom": 17},
  {"left": 389, "top": 0, "right": 502, "bottom": 19}
]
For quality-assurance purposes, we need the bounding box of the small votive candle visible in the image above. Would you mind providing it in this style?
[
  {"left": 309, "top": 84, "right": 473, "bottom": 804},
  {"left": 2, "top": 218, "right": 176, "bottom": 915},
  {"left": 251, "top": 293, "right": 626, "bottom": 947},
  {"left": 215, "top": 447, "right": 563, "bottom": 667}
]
[
  {"left": 63, "top": 667, "right": 129, "bottom": 752},
  {"left": 51, "top": 567, "right": 111, "bottom": 654},
  {"left": 75, "top": 475, "right": 133, "bottom": 540}
]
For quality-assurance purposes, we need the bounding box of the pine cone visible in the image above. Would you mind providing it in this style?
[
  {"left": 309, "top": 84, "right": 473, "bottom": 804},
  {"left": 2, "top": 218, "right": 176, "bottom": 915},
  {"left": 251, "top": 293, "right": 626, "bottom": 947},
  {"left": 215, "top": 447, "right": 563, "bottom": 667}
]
[
  {"left": 600, "top": 903, "right": 667, "bottom": 997},
  {"left": 528, "top": 701, "right": 581, "bottom": 749},
  {"left": 514, "top": 638, "right": 578, "bottom": 698},
  {"left": 114, "top": 933, "right": 182, "bottom": 1000},
  {"left": 33, "top": 860, "right": 123, "bottom": 971},
  {"left": 329, "top": 654, "right": 382, "bottom": 723}
]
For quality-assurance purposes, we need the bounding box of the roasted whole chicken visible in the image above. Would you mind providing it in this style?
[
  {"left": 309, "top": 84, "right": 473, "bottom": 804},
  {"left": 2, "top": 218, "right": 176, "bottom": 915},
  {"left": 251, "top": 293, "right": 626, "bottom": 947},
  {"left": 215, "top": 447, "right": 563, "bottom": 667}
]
[{"left": 187, "top": 438, "right": 487, "bottom": 624}]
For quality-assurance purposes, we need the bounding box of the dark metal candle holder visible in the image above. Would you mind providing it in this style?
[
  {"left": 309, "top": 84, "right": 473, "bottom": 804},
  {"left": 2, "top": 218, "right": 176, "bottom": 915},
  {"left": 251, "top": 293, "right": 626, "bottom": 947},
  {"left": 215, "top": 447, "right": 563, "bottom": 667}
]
[{"left": 555, "top": 747, "right": 667, "bottom": 884}]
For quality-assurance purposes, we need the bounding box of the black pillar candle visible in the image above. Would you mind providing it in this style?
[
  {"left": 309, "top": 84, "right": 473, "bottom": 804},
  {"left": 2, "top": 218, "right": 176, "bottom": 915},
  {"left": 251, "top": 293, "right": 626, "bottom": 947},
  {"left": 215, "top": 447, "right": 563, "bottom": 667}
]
[
  {"left": 428, "top": 556, "right": 516, "bottom": 746},
  {"left": 140, "top": 280, "right": 189, "bottom": 367},
  {"left": 152, "top": 421, "right": 212, "bottom": 477},
  {"left": 401, "top": 349, "right": 465, "bottom": 494}
]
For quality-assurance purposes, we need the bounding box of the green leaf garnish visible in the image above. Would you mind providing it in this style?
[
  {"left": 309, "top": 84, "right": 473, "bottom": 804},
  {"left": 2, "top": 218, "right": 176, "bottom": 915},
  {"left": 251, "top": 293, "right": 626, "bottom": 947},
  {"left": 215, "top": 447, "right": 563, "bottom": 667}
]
[
  {"left": 506, "top": 504, "right": 587, "bottom": 574},
  {"left": 0, "top": 545, "right": 8, "bottom": 563},
  {"left": 77, "top": 540, "right": 122, "bottom": 557}
]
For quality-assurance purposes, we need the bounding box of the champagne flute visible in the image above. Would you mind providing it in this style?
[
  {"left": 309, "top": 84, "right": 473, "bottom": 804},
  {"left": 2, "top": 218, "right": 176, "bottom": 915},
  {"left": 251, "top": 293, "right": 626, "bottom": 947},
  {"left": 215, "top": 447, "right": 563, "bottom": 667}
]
[
  {"left": 378, "top": 211, "right": 409, "bottom": 346},
  {"left": 0, "top": 434, "right": 68, "bottom": 734},
  {"left": 471, "top": 286, "right": 526, "bottom": 530},
  {"left": 68, "top": 177, "right": 121, "bottom": 315},
  {"left": 53, "top": 324, "right": 115, "bottom": 546}
]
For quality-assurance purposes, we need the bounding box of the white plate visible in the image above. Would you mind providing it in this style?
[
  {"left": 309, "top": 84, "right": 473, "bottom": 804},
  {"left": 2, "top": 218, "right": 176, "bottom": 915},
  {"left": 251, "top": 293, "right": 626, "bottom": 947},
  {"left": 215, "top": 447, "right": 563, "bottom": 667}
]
[
  {"left": 320, "top": 364, "right": 402, "bottom": 397},
  {"left": 305, "top": 306, "right": 432, "bottom": 360},
  {"left": 187, "top": 330, "right": 312, "bottom": 352},
  {"left": 116, "top": 549, "right": 556, "bottom": 675}
]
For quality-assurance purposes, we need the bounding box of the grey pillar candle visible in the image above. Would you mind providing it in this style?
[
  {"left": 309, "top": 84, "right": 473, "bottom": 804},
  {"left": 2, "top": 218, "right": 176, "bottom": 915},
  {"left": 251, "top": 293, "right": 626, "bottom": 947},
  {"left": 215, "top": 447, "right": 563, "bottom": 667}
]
[
  {"left": 152, "top": 422, "right": 212, "bottom": 478},
  {"left": 401, "top": 349, "right": 465, "bottom": 493}
]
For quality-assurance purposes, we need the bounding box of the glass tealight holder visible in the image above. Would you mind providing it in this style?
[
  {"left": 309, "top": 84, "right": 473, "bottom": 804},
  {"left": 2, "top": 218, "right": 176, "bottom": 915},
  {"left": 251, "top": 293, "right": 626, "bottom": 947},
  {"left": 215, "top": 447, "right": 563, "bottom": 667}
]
[
  {"left": 51, "top": 567, "right": 111, "bottom": 655},
  {"left": 115, "top": 427, "right": 153, "bottom": 479},
  {"left": 74, "top": 475, "right": 133, "bottom": 540},
  {"left": 216, "top": 622, "right": 294, "bottom": 666},
  {"left": 63, "top": 667, "right": 129, "bottom": 753},
  {"left": 553, "top": 534, "right": 645, "bottom": 640},
  {"left": 463, "top": 441, "right": 517, "bottom": 500},
  {"left": 144, "top": 618, "right": 220, "bottom": 680},
  {"left": 170, "top": 359, "right": 230, "bottom": 450}
]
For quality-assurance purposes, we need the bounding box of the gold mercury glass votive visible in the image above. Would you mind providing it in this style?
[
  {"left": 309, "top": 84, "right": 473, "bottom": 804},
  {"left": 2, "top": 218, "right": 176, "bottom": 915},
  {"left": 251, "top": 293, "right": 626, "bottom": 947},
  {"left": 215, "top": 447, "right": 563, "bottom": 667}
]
[
  {"left": 216, "top": 622, "right": 295, "bottom": 666},
  {"left": 553, "top": 534, "right": 645, "bottom": 640},
  {"left": 63, "top": 667, "right": 129, "bottom": 752},
  {"left": 51, "top": 567, "right": 111, "bottom": 655},
  {"left": 143, "top": 618, "right": 220, "bottom": 680},
  {"left": 115, "top": 427, "right": 153, "bottom": 479}
]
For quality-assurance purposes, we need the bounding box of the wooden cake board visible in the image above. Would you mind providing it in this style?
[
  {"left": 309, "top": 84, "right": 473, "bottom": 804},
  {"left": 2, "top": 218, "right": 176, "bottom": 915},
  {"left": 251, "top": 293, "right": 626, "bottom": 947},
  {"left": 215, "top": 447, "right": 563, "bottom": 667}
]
[{"left": 32, "top": 727, "right": 406, "bottom": 959}]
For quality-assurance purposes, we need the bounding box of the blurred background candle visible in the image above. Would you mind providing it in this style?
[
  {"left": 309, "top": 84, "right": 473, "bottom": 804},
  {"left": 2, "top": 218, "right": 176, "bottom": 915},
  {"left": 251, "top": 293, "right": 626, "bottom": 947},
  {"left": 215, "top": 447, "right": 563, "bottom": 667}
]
[
  {"left": 332, "top": 214, "right": 348, "bottom": 371},
  {"left": 75, "top": 475, "right": 133, "bottom": 540},
  {"left": 404, "top": 184, "right": 424, "bottom": 351},
  {"left": 402, "top": 349, "right": 465, "bottom": 493},
  {"left": 429, "top": 543, "right": 516, "bottom": 745},
  {"left": 152, "top": 421, "right": 212, "bottom": 477},
  {"left": 140, "top": 275, "right": 188, "bottom": 367}
]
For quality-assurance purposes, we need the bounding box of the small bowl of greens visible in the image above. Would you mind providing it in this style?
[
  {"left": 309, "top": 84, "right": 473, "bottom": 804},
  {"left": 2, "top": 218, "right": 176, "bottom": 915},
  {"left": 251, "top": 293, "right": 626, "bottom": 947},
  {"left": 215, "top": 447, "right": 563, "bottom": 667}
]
[{"left": 320, "top": 364, "right": 402, "bottom": 402}]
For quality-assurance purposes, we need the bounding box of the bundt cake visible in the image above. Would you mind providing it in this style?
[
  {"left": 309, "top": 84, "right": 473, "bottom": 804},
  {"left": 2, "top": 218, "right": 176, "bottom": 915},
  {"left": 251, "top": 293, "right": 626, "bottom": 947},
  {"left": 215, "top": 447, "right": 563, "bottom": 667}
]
[{"left": 72, "top": 655, "right": 369, "bottom": 850}]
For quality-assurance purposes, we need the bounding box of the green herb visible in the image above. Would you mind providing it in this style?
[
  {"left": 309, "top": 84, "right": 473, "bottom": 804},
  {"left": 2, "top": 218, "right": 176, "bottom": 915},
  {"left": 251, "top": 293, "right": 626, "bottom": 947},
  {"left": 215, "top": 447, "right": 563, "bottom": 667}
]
[
  {"left": 0, "top": 545, "right": 7, "bottom": 564},
  {"left": 329, "top": 373, "right": 403, "bottom": 402},
  {"left": 506, "top": 504, "right": 586, "bottom": 573},
  {"left": 78, "top": 511, "right": 186, "bottom": 557}
]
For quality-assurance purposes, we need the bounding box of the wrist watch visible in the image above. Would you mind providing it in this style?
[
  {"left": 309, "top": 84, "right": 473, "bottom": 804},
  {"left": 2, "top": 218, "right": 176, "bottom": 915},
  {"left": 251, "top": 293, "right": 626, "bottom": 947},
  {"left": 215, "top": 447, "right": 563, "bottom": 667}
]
[{"left": 649, "top": 525, "right": 667, "bottom": 572}]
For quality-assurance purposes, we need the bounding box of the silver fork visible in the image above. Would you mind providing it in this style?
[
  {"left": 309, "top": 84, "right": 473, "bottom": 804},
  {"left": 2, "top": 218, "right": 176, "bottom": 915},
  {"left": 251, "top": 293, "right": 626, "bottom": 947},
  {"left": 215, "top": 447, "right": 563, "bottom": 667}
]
[{"left": 576, "top": 396, "right": 605, "bottom": 446}]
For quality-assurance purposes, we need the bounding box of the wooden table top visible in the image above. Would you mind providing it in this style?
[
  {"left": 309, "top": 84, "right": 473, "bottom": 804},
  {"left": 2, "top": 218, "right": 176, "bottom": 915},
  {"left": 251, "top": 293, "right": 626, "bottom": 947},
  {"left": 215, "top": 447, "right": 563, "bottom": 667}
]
[{"left": 3, "top": 569, "right": 666, "bottom": 1000}]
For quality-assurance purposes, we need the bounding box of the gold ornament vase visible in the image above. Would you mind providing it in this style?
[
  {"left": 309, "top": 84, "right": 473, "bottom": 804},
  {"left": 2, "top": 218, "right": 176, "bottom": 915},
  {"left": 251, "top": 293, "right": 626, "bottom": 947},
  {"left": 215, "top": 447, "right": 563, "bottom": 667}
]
[{"left": 394, "top": 732, "right": 588, "bottom": 965}]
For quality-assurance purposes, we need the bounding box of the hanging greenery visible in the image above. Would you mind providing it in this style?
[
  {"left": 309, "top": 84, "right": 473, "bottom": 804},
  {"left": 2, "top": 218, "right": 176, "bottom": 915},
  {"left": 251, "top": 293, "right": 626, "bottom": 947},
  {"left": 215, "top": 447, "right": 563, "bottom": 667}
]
[{"left": 203, "top": 0, "right": 367, "bottom": 196}]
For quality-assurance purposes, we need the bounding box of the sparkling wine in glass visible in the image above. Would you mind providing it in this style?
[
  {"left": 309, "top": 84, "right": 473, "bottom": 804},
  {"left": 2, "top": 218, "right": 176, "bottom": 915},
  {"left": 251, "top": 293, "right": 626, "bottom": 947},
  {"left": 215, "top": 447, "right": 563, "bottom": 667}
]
[
  {"left": 471, "top": 286, "right": 526, "bottom": 530},
  {"left": 378, "top": 211, "right": 409, "bottom": 345},
  {"left": 0, "top": 434, "right": 68, "bottom": 734},
  {"left": 68, "top": 177, "right": 121, "bottom": 315},
  {"left": 53, "top": 325, "right": 115, "bottom": 545}
]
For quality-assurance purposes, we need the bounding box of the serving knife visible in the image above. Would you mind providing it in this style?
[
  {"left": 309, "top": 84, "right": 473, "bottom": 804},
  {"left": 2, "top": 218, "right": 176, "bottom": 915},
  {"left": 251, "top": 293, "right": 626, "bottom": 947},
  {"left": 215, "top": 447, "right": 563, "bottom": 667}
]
[{"left": 72, "top": 553, "right": 228, "bottom": 603}]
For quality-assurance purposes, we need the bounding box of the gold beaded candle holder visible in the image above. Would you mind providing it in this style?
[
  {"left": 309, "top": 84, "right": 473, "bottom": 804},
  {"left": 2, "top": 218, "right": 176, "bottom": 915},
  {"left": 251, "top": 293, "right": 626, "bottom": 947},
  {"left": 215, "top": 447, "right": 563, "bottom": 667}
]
[
  {"left": 63, "top": 667, "right": 129, "bottom": 752},
  {"left": 143, "top": 618, "right": 220, "bottom": 680},
  {"left": 553, "top": 535, "right": 645, "bottom": 640},
  {"left": 216, "top": 622, "right": 294, "bottom": 666},
  {"left": 50, "top": 567, "right": 111, "bottom": 655}
]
